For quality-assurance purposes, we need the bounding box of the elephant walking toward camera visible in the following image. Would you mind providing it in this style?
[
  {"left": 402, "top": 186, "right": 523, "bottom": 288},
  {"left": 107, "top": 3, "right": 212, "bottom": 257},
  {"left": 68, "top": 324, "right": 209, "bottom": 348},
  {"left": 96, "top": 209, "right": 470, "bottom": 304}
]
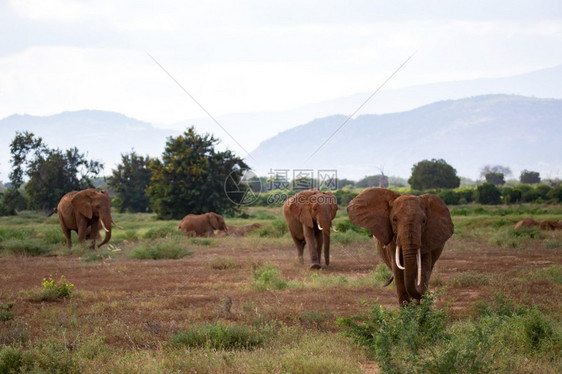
[
  {"left": 283, "top": 190, "right": 338, "bottom": 269},
  {"left": 347, "top": 188, "right": 454, "bottom": 306},
  {"left": 178, "top": 212, "right": 228, "bottom": 237},
  {"left": 57, "top": 189, "right": 115, "bottom": 249}
]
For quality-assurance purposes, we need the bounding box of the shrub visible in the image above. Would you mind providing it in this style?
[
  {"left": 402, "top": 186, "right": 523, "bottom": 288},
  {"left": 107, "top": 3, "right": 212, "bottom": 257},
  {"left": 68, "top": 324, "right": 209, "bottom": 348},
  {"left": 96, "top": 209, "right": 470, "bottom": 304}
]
[
  {"left": 209, "top": 256, "right": 239, "bottom": 270},
  {"left": 142, "top": 226, "right": 180, "bottom": 239},
  {"left": 251, "top": 264, "right": 287, "bottom": 290},
  {"left": 41, "top": 275, "right": 74, "bottom": 300},
  {"left": 0, "top": 303, "right": 14, "bottom": 322},
  {"left": 171, "top": 322, "right": 264, "bottom": 350},
  {"left": 130, "top": 239, "right": 194, "bottom": 260},
  {"left": 475, "top": 183, "right": 502, "bottom": 205}
]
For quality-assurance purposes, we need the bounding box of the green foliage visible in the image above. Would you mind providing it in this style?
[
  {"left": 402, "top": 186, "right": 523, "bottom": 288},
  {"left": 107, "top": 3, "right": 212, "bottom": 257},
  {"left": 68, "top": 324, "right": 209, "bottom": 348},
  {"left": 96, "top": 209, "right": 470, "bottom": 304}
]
[
  {"left": 451, "top": 271, "right": 490, "bottom": 287},
  {"left": 41, "top": 275, "right": 74, "bottom": 300},
  {"left": 530, "top": 265, "right": 562, "bottom": 284},
  {"left": 502, "top": 186, "right": 521, "bottom": 204},
  {"left": 146, "top": 127, "right": 248, "bottom": 219},
  {"left": 171, "top": 322, "right": 264, "bottom": 350},
  {"left": 256, "top": 218, "right": 288, "bottom": 238},
  {"left": 0, "top": 302, "right": 14, "bottom": 322},
  {"left": 142, "top": 225, "right": 180, "bottom": 239},
  {"left": 0, "top": 189, "right": 27, "bottom": 216},
  {"left": 520, "top": 169, "right": 541, "bottom": 184},
  {"left": 109, "top": 151, "right": 153, "bottom": 213},
  {"left": 130, "top": 238, "right": 194, "bottom": 260},
  {"left": 408, "top": 159, "right": 460, "bottom": 190},
  {"left": 475, "top": 182, "right": 502, "bottom": 204},
  {"left": 485, "top": 172, "right": 505, "bottom": 186},
  {"left": 9, "top": 131, "right": 102, "bottom": 210},
  {"left": 251, "top": 264, "right": 288, "bottom": 290}
]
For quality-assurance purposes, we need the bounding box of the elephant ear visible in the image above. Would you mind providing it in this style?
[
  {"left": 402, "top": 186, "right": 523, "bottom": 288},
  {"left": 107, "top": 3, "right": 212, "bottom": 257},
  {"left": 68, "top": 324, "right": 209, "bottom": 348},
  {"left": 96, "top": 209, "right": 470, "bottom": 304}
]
[
  {"left": 207, "top": 213, "right": 221, "bottom": 229},
  {"left": 71, "top": 189, "right": 94, "bottom": 219},
  {"left": 347, "top": 188, "right": 399, "bottom": 245},
  {"left": 421, "top": 194, "right": 454, "bottom": 249},
  {"left": 288, "top": 191, "right": 314, "bottom": 228}
]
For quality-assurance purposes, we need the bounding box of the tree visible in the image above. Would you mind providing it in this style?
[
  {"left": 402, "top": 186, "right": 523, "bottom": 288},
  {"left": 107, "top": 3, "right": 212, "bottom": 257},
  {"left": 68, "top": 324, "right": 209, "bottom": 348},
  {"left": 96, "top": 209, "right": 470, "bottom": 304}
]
[
  {"left": 109, "top": 151, "right": 153, "bottom": 212},
  {"left": 520, "top": 170, "right": 541, "bottom": 184},
  {"left": 485, "top": 172, "right": 505, "bottom": 186},
  {"left": 480, "top": 165, "right": 512, "bottom": 179},
  {"left": 9, "top": 131, "right": 102, "bottom": 210},
  {"left": 146, "top": 127, "right": 248, "bottom": 219},
  {"left": 356, "top": 175, "right": 388, "bottom": 188},
  {"left": 408, "top": 159, "right": 460, "bottom": 190},
  {"left": 475, "top": 183, "right": 502, "bottom": 205}
]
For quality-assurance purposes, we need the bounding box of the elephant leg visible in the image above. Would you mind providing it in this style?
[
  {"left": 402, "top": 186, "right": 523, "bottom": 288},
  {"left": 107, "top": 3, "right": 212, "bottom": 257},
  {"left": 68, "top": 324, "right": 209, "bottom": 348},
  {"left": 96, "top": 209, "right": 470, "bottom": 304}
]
[
  {"left": 62, "top": 227, "right": 72, "bottom": 248},
  {"left": 315, "top": 231, "right": 323, "bottom": 266},
  {"left": 303, "top": 226, "right": 321, "bottom": 269},
  {"left": 289, "top": 233, "right": 306, "bottom": 264}
]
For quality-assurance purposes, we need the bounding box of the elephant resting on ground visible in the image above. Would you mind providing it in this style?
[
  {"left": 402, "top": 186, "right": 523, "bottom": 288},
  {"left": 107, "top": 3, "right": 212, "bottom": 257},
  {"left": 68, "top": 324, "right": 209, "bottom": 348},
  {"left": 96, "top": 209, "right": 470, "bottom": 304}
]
[
  {"left": 57, "top": 189, "right": 115, "bottom": 249},
  {"left": 216, "top": 223, "right": 262, "bottom": 237},
  {"left": 283, "top": 190, "right": 338, "bottom": 269},
  {"left": 178, "top": 212, "right": 227, "bottom": 237},
  {"left": 347, "top": 188, "right": 454, "bottom": 306},
  {"left": 514, "top": 219, "right": 562, "bottom": 230}
]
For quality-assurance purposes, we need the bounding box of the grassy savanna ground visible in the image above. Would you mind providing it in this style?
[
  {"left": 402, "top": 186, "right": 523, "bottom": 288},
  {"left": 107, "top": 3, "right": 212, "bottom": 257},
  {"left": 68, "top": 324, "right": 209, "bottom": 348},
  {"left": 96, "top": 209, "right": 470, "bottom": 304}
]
[{"left": 0, "top": 204, "right": 561, "bottom": 373}]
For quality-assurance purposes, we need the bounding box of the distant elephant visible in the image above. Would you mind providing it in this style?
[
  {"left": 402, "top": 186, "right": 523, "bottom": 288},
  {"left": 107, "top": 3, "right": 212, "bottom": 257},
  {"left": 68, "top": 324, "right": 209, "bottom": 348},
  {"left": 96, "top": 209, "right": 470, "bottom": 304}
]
[
  {"left": 539, "top": 220, "right": 562, "bottom": 230},
  {"left": 216, "top": 223, "right": 262, "bottom": 237},
  {"left": 178, "top": 212, "right": 227, "bottom": 237},
  {"left": 57, "top": 189, "right": 114, "bottom": 249},
  {"left": 514, "top": 218, "right": 540, "bottom": 229},
  {"left": 347, "top": 188, "right": 454, "bottom": 306},
  {"left": 283, "top": 190, "right": 338, "bottom": 269}
]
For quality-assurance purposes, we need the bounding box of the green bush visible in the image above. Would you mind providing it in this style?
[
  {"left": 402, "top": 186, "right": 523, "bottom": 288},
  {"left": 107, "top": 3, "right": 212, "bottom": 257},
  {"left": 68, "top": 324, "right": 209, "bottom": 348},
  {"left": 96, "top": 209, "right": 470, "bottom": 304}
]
[
  {"left": 171, "top": 322, "right": 264, "bottom": 350},
  {"left": 142, "top": 225, "right": 180, "bottom": 239},
  {"left": 130, "top": 238, "right": 194, "bottom": 260},
  {"left": 0, "top": 303, "right": 14, "bottom": 322},
  {"left": 251, "top": 264, "right": 288, "bottom": 290},
  {"left": 475, "top": 183, "right": 502, "bottom": 205},
  {"left": 41, "top": 275, "right": 74, "bottom": 300}
]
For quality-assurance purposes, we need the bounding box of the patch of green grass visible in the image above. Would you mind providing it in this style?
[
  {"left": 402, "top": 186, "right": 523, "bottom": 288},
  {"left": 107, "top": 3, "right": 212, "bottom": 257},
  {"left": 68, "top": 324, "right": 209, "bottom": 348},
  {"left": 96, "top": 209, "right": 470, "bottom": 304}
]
[
  {"left": 0, "top": 239, "right": 53, "bottom": 256},
  {"left": 372, "top": 263, "right": 393, "bottom": 286},
  {"left": 130, "top": 238, "right": 194, "bottom": 260},
  {"left": 508, "top": 227, "right": 543, "bottom": 239},
  {"left": 296, "top": 310, "right": 333, "bottom": 331},
  {"left": 142, "top": 225, "right": 181, "bottom": 239},
  {"left": 171, "top": 322, "right": 265, "bottom": 350},
  {"left": 209, "top": 256, "right": 239, "bottom": 270},
  {"left": 189, "top": 237, "right": 214, "bottom": 246},
  {"left": 251, "top": 264, "right": 288, "bottom": 290},
  {"left": 530, "top": 265, "right": 562, "bottom": 285},
  {"left": 256, "top": 219, "right": 288, "bottom": 238},
  {"left": 543, "top": 239, "right": 562, "bottom": 249},
  {"left": 81, "top": 249, "right": 120, "bottom": 262}
]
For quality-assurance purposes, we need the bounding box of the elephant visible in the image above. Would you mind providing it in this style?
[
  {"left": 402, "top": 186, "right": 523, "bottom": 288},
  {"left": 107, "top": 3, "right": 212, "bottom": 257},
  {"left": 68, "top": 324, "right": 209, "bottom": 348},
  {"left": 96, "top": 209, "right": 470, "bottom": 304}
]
[
  {"left": 178, "top": 212, "right": 227, "bottom": 237},
  {"left": 347, "top": 188, "right": 454, "bottom": 306},
  {"left": 514, "top": 218, "right": 540, "bottom": 229},
  {"left": 57, "top": 189, "right": 115, "bottom": 249},
  {"left": 216, "top": 223, "right": 262, "bottom": 237},
  {"left": 283, "top": 190, "right": 338, "bottom": 269}
]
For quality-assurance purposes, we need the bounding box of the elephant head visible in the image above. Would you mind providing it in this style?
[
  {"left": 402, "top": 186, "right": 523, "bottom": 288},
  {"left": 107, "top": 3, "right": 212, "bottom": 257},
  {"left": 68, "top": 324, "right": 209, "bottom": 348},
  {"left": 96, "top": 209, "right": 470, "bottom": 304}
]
[
  {"left": 347, "top": 188, "right": 453, "bottom": 304},
  {"left": 284, "top": 190, "right": 338, "bottom": 268},
  {"left": 71, "top": 189, "right": 113, "bottom": 247},
  {"left": 206, "top": 212, "right": 227, "bottom": 232}
]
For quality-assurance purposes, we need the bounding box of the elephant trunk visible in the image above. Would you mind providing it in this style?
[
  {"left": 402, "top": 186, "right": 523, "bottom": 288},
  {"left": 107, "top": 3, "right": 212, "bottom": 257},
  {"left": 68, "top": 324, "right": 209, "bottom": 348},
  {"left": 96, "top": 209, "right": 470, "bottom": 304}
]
[
  {"left": 402, "top": 248, "right": 423, "bottom": 300},
  {"left": 98, "top": 217, "right": 112, "bottom": 248},
  {"left": 323, "top": 229, "right": 331, "bottom": 266}
]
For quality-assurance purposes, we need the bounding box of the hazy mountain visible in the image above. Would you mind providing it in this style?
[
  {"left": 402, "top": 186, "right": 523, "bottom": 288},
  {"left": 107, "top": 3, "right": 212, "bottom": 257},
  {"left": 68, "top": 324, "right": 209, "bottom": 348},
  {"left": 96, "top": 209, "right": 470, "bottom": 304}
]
[
  {"left": 0, "top": 110, "right": 180, "bottom": 182},
  {"left": 175, "top": 64, "right": 562, "bottom": 156},
  {"left": 248, "top": 95, "right": 562, "bottom": 181}
]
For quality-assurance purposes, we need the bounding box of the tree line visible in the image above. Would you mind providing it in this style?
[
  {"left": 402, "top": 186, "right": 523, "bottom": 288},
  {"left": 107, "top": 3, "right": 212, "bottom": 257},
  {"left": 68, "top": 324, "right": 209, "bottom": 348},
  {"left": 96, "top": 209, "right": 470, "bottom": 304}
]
[{"left": 1, "top": 129, "right": 559, "bottom": 217}]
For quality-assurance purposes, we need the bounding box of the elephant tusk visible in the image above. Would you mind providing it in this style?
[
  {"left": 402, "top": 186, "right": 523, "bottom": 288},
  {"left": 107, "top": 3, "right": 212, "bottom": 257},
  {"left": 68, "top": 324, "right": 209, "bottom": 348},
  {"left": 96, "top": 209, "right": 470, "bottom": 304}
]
[
  {"left": 417, "top": 248, "right": 422, "bottom": 287},
  {"left": 100, "top": 219, "right": 110, "bottom": 233},
  {"left": 317, "top": 222, "right": 323, "bottom": 231},
  {"left": 395, "top": 246, "right": 405, "bottom": 270},
  {"left": 331, "top": 226, "right": 339, "bottom": 233},
  {"left": 112, "top": 220, "right": 123, "bottom": 229}
]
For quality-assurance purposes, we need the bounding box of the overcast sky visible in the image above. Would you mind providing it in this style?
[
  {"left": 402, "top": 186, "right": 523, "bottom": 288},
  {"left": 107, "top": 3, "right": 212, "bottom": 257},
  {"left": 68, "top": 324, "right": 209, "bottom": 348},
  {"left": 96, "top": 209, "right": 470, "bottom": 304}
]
[{"left": 1, "top": 0, "right": 561, "bottom": 126}]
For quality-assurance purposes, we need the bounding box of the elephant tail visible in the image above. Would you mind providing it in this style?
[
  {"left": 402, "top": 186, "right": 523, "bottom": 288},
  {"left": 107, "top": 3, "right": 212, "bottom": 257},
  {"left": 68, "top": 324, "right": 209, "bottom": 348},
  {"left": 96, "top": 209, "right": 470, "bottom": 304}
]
[
  {"left": 46, "top": 208, "right": 57, "bottom": 217},
  {"left": 383, "top": 275, "right": 394, "bottom": 287}
]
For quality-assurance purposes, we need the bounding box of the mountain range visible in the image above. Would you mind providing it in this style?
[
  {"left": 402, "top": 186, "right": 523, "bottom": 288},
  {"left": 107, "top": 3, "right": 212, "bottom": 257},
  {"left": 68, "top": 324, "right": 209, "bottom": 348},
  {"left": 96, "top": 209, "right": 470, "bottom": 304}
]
[
  {"left": 1, "top": 64, "right": 562, "bottom": 183},
  {"left": 248, "top": 94, "right": 562, "bottom": 181}
]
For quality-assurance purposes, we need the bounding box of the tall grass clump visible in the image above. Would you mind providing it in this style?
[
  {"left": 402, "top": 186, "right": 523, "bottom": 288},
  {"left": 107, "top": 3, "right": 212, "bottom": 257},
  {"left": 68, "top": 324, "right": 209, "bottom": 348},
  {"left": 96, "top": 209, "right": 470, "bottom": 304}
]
[
  {"left": 130, "top": 238, "right": 194, "bottom": 260},
  {"left": 251, "top": 263, "right": 288, "bottom": 290},
  {"left": 340, "top": 293, "right": 562, "bottom": 373},
  {"left": 142, "top": 225, "right": 181, "bottom": 239},
  {"left": 171, "top": 322, "right": 264, "bottom": 350},
  {"left": 256, "top": 218, "right": 288, "bottom": 238}
]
